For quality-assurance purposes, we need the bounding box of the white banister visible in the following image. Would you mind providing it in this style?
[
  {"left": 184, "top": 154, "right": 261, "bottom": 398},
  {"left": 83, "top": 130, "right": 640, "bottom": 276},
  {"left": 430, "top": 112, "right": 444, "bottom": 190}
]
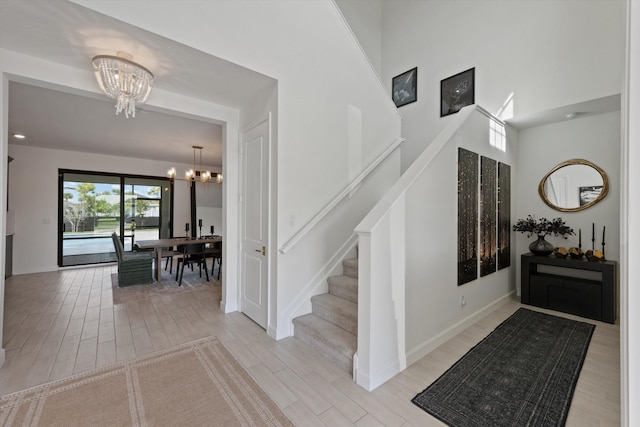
[
  {"left": 356, "top": 106, "right": 478, "bottom": 234},
  {"left": 279, "top": 137, "right": 405, "bottom": 254}
]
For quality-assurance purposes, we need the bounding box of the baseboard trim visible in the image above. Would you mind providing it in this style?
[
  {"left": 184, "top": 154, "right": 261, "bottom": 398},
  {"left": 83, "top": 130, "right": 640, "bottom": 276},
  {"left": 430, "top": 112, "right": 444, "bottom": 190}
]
[
  {"left": 361, "top": 358, "right": 402, "bottom": 392},
  {"left": 0, "top": 348, "right": 5, "bottom": 368},
  {"left": 219, "top": 300, "right": 238, "bottom": 314},
  {"left": 405, "top": 291, "right": 515, "bottom": 366},
  {"left": 267, "top": 325, "right": 278, "bottom": 340}
]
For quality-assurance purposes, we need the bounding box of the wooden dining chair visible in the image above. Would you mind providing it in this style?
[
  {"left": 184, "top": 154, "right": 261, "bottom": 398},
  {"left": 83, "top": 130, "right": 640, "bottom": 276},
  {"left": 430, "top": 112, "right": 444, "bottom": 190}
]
[{"left": 175, "top": 243, "right": 209, "bottom": 286}]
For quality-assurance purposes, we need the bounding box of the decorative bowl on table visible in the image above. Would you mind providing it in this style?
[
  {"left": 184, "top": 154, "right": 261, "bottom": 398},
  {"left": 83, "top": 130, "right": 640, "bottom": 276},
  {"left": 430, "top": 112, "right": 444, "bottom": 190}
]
[
  {"left": 553, "top": 247, "right": 568, "bottom": 258},
  {"left": 568, "top": 247, "right": 584, "bottom": 259},
  {"left": 586, "top": 249, "right": 604, "bottom": 262}
]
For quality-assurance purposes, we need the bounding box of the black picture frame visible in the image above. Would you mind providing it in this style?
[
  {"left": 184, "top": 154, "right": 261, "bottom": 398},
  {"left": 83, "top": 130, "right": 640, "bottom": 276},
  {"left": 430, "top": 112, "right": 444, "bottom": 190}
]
[
  {"left": 458, "top": 148, "right": 479, "bottom": 286},
  {"left": 392, "top": 67, "right": 417, "bottom": 108},
  {"left": 579, "top": 186, "right": 603, "bottom": 206},
  {"left": 497, "top": 162, "right": 511, "bottom": 270},
  {"left": 480, "top": 156, "right": 497, "bottom": 277},
  {"left": 440, "top": 67, "right": 475, "bottom": 117}
]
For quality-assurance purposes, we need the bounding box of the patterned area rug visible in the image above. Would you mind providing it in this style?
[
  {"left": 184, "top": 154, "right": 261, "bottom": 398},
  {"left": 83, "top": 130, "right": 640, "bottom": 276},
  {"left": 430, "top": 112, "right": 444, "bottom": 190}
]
[
  {"left": 0, "top": 337, "right": 293, "bottom": 426},
  {"left": 412, "top": 308, "right": 595, "bottom": 427},
  {"left": 111, "top": 269, "right": 217, "bottom": 304}
]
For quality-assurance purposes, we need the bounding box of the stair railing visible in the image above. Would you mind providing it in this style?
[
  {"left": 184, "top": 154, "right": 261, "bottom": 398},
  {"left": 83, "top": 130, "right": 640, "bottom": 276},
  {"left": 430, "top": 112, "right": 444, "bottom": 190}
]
[{"left": 278, "top": 137, "right": 405, "bottom": 254}]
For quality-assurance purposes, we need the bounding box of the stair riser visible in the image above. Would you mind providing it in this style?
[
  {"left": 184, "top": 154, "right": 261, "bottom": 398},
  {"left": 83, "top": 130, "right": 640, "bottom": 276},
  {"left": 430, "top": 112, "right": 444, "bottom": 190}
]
[
  {"left": 293, "top": 325, "right": 353, "bottom": 373},
  {"left": 312, "top": 300, "right": 357, "bottom": 335},
  {"left": 290, "top": 258, "right": 359, "bottom": 376},
  {"left": 328, "top": 283, "right": 357, "bottom": 304},
  {"left": 342, "top": 260, "right": 358, "bottom": 279},
  {"left": 327, "top": 275, "right": 358, "bottom": 304}
]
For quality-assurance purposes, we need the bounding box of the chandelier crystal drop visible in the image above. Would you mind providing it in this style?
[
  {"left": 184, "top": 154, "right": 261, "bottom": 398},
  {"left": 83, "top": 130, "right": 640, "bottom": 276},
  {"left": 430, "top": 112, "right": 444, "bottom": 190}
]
[{"left": 92, "top": 52, "right": 154, "bottom": 118}]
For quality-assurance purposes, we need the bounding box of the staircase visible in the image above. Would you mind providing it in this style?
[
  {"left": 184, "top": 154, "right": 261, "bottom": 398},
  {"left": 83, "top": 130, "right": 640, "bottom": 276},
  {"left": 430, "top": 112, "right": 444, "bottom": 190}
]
[{"left": 292, "top": 258, "right": 358, "bottom": 374}]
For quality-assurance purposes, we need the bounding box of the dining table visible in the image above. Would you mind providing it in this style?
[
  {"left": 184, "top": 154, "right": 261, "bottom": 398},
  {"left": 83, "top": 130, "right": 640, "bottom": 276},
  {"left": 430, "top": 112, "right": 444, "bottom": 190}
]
[{"left": 136, "top": 235, "right": 222, "bottom": 281}]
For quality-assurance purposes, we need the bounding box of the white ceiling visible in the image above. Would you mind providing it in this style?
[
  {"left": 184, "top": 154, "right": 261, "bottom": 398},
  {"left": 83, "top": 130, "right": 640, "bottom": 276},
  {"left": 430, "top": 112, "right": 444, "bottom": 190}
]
[
  {"left": 0, "top": 0, "right": 276, "bottom": 167},
  {"left": 0, "top": 0, "right": 620, "bottom": 166},
  {"left": 505, "top": 94, "right": 621, "bottom": 130}
]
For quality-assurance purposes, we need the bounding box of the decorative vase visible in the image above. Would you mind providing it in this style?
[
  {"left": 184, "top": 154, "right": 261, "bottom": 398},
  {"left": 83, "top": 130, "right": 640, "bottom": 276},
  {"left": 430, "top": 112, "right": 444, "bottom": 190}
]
[{"left": 529, "top": 235, "right": 554, "bottom": 256}]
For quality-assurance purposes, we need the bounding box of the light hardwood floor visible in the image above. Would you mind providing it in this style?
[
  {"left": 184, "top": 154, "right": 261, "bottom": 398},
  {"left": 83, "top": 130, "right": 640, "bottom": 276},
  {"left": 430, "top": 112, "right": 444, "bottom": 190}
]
[{"left": 1, "top": 265, "right": 620, "bottom": 426}]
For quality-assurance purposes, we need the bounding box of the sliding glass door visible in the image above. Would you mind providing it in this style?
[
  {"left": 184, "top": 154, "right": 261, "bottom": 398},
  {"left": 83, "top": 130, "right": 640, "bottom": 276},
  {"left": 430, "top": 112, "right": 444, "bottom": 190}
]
[
  {"left": 58, "top": 170, "right": 173, "bottom": 267},
  {"left": 124, "top": 177, "right": 173, "bottom": 250}
]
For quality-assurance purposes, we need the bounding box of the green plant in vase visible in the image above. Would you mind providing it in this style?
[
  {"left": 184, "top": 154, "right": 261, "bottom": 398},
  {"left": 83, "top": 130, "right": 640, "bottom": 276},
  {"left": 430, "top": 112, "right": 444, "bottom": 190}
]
[{"left": 513, "top": 215, "right": 574, "bottom": 256}]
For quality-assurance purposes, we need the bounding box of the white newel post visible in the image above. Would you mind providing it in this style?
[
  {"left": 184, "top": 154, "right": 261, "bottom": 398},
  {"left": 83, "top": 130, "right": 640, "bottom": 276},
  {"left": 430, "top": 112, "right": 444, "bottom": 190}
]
[{"left": 356, "top": 196, "right": 407, "bottom": 391}]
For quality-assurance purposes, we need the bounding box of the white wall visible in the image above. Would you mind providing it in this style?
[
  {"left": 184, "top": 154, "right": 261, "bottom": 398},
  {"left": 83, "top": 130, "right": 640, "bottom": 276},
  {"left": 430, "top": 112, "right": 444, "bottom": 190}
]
[
  {"left": 405, "top": 110, "right": 517, "bottom": 358},
  {"left": 0, "top": 46, "right": 241, "bottom": 331},
  {"left": 515, "top": 111, "right": 621, "bottom": 295},
  {"left": 7, "top": 144, "right": 216, "bottom": 274},
  {"left": 355, "top": 106, "right": 517, "bottom": 389},
  {"left": 75, "top": 0, "right": 401, "bottom": 235},
  {"left": 195, "top": 178, "right": 223, "bottom": 237},
  {"left": 76, "top": 0, "right": 402, "bottom": 338},
  {"left": 381, "top": 0, "right": 624, "bottom": 172},
  {"left": 195, "top": 207, "right": 222, "bottom": 237},
  {"left": 0, "top": 65, "right": 8, "bottom": 367},
  {"left": 623, "top": 0, "right": 639, "bottom": 423},
  {"left": 239, "top": 85, "right": 280, "bottom": 336},
  {"left": 334, "top": 0, "right": 383, "bottom": 77}
]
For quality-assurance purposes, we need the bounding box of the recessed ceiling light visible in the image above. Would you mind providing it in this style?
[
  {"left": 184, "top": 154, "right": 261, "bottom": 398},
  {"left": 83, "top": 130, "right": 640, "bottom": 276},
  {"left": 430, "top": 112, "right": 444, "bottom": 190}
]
[{"left": 12, "top": 133, "right": 26, "bottom": 139}]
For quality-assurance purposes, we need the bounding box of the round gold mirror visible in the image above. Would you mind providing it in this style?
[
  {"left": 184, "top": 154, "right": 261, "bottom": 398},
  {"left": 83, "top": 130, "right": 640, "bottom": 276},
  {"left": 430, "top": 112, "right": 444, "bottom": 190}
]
[{"left": 538, "top": 159, "right": 609, "bottom": 212}]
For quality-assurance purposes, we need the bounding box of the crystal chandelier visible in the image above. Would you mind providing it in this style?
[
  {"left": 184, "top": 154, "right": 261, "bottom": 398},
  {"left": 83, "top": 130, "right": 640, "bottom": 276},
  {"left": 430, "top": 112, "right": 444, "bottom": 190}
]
[
  {"left": 167, "top": 146, "right": 222, "bottom": 184},
  {"left": 92, "top": 52, "right": 154, "bottom": 118}
]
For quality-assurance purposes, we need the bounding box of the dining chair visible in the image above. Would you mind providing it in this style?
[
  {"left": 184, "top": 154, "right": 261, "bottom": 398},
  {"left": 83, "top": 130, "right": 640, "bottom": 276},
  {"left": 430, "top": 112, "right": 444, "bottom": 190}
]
[
  {"left": 175, "top": 243, "right": 209, "bottom": 286},
  {"left": 162, "top": 247, "right": 180, "bottom": 274},
  {"left": 111, "top": 233, "right": 153, "bottom": 287},
  {"left": 205, "top": 241, "right": 222, "bottom": 280}
]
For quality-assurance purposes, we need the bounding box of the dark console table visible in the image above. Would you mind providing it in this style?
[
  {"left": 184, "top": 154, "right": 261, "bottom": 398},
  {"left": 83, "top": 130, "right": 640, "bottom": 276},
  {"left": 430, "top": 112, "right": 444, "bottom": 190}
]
[{"left": 521, "top": 253, "right": 616, "bottom": 324}]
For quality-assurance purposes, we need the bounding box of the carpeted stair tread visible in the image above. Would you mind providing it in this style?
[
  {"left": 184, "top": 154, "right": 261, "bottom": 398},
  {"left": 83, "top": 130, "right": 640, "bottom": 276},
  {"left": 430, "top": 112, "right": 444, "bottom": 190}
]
[
  {"left": 328, "top": 275, "right": 358, "bottom": 304},
  {"left": 293, "top": 313, "right": 356, "bottom": 372},
  {"left": 342, "top": 258, "right": 358, "bottom": 279},
  {"left": 311, "top": 293, "right": 358, "bottom": 335},
  {"left": 291, "top": 256, "right": 359, "bottom": 375}
]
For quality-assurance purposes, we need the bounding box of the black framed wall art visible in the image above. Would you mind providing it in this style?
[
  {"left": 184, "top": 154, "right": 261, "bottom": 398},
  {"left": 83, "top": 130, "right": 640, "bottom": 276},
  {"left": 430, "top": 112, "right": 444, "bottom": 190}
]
[
  {"left": 498, "top": 162, "right": 511, "bottom": 270},
  {"left": 441, "top": 67, "right": 475, "bottom": 117},
  {"left": 480, "top": 156, "right": 497, "bottom": 277},
  {"left": 392, "top": 67, "right": 417, "bottom": 108},
  {"left": 457, "top": 147, "right": 479, "bottom": 286}
]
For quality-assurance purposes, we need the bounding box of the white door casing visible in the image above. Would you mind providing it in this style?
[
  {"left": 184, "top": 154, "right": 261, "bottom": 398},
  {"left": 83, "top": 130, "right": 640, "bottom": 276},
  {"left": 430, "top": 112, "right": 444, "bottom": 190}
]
[{"left": 239, "top": 117, "right": 269, "bottom": 329}]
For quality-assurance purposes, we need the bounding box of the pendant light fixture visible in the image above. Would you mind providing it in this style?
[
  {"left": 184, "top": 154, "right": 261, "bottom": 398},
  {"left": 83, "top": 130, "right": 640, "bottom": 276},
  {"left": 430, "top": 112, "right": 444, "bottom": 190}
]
[
  {"left": 167, "top": 146, "right": 222, "bottom": 184},
  {"left": 92, "top": 52, "right": 154, "bottom": 118}
]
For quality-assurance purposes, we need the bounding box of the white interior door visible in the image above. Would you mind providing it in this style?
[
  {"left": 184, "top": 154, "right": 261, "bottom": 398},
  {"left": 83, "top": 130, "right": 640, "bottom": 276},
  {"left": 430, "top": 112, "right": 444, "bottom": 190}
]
[{"left": 240, "top": 118, "right": 269, "bottom": 328}]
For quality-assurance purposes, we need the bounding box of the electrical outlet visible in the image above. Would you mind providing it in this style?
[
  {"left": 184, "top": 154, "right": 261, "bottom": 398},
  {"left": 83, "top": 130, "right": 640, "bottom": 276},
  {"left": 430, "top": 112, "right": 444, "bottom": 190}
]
[{"left": 460, "top": 296, "right": 466, "bottom": 307}]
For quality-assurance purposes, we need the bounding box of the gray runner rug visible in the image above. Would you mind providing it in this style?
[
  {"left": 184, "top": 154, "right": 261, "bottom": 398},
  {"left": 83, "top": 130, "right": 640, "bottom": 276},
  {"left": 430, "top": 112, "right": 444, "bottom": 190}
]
[{"left": 411, "top": 308, "right": 595, "bottom": 427}]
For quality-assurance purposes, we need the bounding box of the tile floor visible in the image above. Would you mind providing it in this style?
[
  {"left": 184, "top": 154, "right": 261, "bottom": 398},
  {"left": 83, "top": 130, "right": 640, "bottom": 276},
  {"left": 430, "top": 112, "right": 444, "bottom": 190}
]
[{"left": 1, "top": 265, "right": 620, "bottom": 426}]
